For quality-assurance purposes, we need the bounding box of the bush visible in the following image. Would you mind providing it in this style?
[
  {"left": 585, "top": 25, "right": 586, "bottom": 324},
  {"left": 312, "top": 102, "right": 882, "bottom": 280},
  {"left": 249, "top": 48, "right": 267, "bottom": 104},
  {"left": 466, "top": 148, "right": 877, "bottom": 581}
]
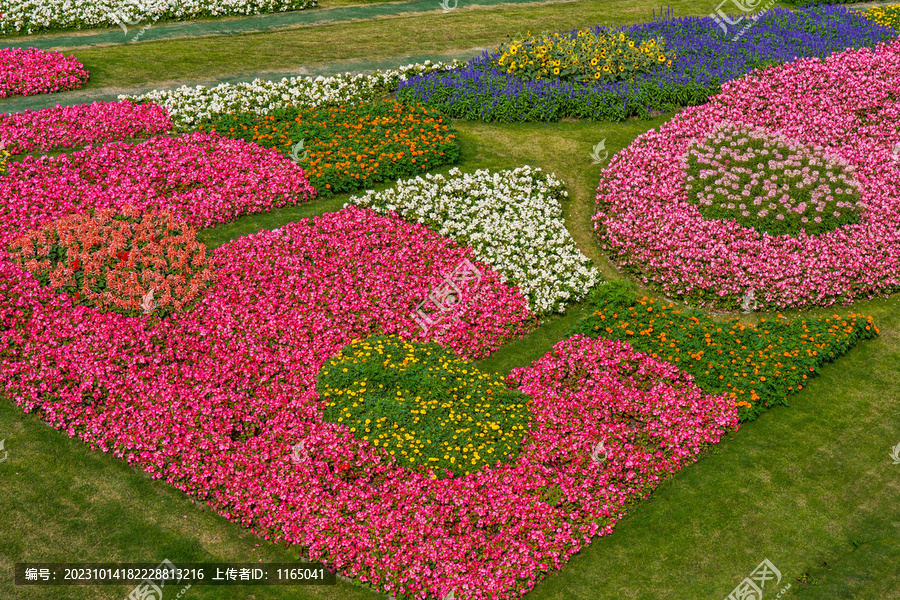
[
  {"left": 493, "top": 28, "right": 674, "bottom": 84},
  {"left": 319, "top": 335, "right": 532, "bottom": 477},
  {"left": 201, "top": 99, "right": 459, "bottom": 196},
  {"left": 569, "top": 283, "right": 879, "bottom": 421}
]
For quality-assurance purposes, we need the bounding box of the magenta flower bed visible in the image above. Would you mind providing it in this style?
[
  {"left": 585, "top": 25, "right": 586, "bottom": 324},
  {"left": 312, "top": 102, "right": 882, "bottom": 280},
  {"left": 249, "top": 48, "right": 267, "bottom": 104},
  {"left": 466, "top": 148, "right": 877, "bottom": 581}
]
[
  {"left": 0, "top": 131, "right": 316, "bottom": 234},
  {"left": 594, "top": 39, "right": 900, "bottom": 310},
  {"left": 0, "top": 101, "right": 173, "bottom": 155},
  {"left": 0, "top": 47, "right": 89, "bottom": 97}
]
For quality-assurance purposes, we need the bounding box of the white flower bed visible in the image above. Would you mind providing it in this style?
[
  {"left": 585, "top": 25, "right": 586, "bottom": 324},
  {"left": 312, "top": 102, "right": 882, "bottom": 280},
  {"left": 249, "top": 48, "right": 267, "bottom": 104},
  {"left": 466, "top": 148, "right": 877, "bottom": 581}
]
[
  {"left": 120, "top": 61, "right": 462, "bottom": 129},
  {"left": 0, "top": 0, "right": 316, "bottom": 35},
  {"left": 348, "top": 166, "right": 601, "bottom": 315}
]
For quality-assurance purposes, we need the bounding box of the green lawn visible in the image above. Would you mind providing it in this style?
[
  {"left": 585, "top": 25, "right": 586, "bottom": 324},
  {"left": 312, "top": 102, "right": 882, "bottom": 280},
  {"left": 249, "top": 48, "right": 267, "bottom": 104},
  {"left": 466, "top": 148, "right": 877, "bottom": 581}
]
[{"left": 2, "top": 1, "right": 900, "bottom": 599}]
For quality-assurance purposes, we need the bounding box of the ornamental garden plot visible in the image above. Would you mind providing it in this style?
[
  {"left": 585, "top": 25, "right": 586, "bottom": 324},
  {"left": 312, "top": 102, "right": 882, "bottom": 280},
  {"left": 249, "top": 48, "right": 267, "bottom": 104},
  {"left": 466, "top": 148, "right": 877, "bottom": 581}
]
[
  {"left": 594, "top": 39, "right": 900, "bottom": 310},
  {"left": 122, "top": 61, "right": 462, "bottom": 130},
  {"left": 0, "top": 89, "right": 741, "bottom": 597},
  {"left": 0, "top": 101, "right": 173, "bottom": 155},
  {"left": 199, "top": 99, "right": 459, "bottom": 196},
  {"left": 569, "top": 284, "right": 878, "bottom": 422},
  {"left": 0, "top": 47, "right": 88, "bottom": 97}
]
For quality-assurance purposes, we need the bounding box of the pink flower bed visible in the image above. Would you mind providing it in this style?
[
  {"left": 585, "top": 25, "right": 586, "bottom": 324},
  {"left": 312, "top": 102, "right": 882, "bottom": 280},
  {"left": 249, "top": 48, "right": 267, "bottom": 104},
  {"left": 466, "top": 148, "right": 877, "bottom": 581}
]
[
  {"left": 0, "top": 101, "right": 173, "bottom": 155},
  {"left": 594, "top": 39, "right": 900, "bottom": 309},
  {"left": 0, "top": 131, "right": 316, "bottom": 236},
  {"left": 0, "top": 47, "right": 89, "bottom": 97},
  {"left": 0, "top": 133, "right": 736, "bottom": 597}
]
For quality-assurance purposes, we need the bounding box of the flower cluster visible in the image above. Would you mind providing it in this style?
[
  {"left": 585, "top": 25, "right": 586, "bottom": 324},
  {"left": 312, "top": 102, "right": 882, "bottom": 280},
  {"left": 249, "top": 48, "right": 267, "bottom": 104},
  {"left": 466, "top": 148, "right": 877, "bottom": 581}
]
[
  {"left": 319, "top": 335, "right": 532, "bottom": 477},
  {"left": 684, "top": 122, "right": 861, "bottom": 237},
  {"left": 495, "top": 28, "right": 674, "bottom": 84},
  {"left": 0, "top": 147, "right": 9, "bottom": 176},
  {"left": 569, "top": 284, "right": 879, "bottom": 421},
  {"left": 594, "top": 38, "right": 900, "bottom": 309},
  {"left": 0, "top": 101, "right": 173, "bottom": 156},
  {"left": 397, "top": 5, "right": 894, "bottom": 122},
  {"left": 200, "top": 99, "right": 459, "bottom": 196},
  {"left": 349, "top": 166, "right": 600, "bottom": 315},
  {"left": 0, "top": 0, "right": 316, "bottom": 35},
  {"left": 858, "top": 4, "right": 900, "bottom": 29},
  {"left": 121, "top": 61, "right": 462, "bottom": 130},
  {"left": 0, "top": 132, "right": 317, "bottom": 241},
  {"left": 0, "top": 47, "right": 89, "bottom": 97},
  {"left": 8, "top": 206, "right": 213, "bottom": 317}
]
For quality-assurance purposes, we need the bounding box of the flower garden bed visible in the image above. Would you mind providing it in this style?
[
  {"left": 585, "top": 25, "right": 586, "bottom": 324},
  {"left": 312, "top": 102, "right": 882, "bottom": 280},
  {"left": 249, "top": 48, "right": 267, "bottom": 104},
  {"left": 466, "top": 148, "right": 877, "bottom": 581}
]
[
  {"left": 349, "top": 166, "right": 600, "bottom": 315},
  {"left": 396, "top": 5, "right": 895, "bottom": 122},
  {"left": 594, "top": 39, "right": 900, "bottom": 310},
  {"left": 569, "top": 284, "right": 879, "bottom": 421},
  {"left": 199, "top": 99, "right": 460, "bottom": 196},
  {"left": 0, "top": 0, "right": 317, "bottom": 35},
  {"left": 0, "top": 47, "right": 89, "bottom": 97},
  {"left": 0, "top": 101, "right": 173, "bottom": 156},
  {"left": 0, "top": 132, "right": 317, "bottom": 235},
  {"left": 122, "top": 61, "right": 462, "bottom": 130}
]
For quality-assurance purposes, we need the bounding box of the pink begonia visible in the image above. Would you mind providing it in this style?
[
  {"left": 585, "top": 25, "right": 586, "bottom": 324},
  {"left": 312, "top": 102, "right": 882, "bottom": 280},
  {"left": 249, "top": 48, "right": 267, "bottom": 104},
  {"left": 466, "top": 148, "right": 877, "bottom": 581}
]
[
  {"left": 594, "top": 38, "right": 900, "bottom": 309},
  {"left": 0, "top": 101, "right": 173, "bottom": 155},
  {"left": 0, "top": 132, "right": 735, "bottom": 598},
  {"left": 0, "top": 131, "right": 317, "bottom": 236},
  {"left": 0, "top": 47, "right": 89, "bottom": 97}
]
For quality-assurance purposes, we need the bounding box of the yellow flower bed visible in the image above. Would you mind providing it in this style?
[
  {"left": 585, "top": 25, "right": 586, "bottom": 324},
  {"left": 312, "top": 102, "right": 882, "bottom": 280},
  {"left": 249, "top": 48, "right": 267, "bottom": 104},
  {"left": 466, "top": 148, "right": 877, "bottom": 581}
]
[
  {"left": 858, "top": 4, "right": 900, "bottom": 29},
  {"left": 318, "top": 335, "right": 532, "bottom": 477},
  {"left": 494, "top": 28, "right": 675, "bottom": 84},
  {"left": 0, "top": 148, "right": 9, "bottom": 176}
]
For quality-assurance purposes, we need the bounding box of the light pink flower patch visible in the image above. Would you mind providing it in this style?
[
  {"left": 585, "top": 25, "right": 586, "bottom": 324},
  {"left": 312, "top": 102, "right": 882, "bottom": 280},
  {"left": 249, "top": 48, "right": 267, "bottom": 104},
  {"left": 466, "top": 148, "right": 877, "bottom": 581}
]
[
  {"left": 595, "top": 39, "right": 900, "bottom": 309},
  {"left": 0, "top": 47, "right": 89, "bottom": 97},
  {"left": 0, "top": 101, "right": 173, "bottom": 155}
]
